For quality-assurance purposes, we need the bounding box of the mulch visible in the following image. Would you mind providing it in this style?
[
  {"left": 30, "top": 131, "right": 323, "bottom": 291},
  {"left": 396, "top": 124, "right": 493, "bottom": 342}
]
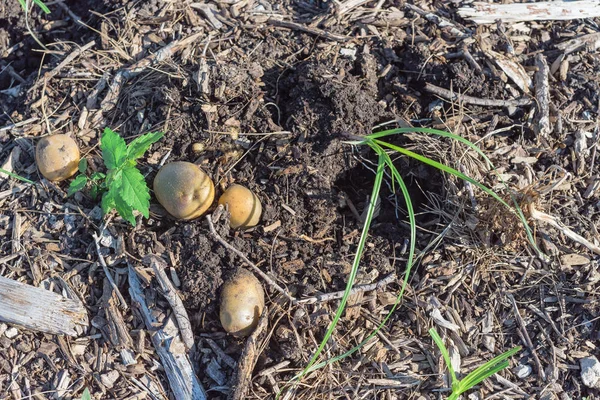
[{"left": 1, "top": 0, "right": 600, "bottom": 399}]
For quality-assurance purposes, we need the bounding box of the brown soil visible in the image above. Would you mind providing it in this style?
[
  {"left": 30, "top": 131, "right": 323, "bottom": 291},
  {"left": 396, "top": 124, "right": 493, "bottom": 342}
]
[{"left": 1, "top": 1, "right": 600, "bottom": 399}]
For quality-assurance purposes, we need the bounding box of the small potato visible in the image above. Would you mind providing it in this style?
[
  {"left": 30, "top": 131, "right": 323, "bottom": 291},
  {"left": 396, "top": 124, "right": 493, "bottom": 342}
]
[
  {"left": 35, "top": 134, "right": 80, "bottom": 182},
  {"left": 219, "top": 269, "right": 265, "bottom": 337},
  {"left": 153, "top": 162, "right": 215, "bottom": 220},
  {"left": 218, "top": 184, "right": 262, "bottom": 229}
]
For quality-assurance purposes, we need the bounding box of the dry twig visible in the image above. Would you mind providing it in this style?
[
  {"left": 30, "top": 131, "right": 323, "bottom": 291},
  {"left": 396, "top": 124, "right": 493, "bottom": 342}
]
[
  {"left": 228, "top": 307, "right": 269, "bottom": 400},
  {"left": 529, "top": 204, "right": 600, "bottom": 255},
  {"left": 101, "top": 32, "right": 205, "bottom": 111},
  {"left": 267, "top": 19, "right": 349, "bottom": 42},
  {"left": 92, "top": 232, "right": 128, "bottom": 309},
  {"left": 297, "top": 273, "right": 396, "bottom": 304},
  {"left": 206, "top": 212, "right": 296, "bottom": 303},
  {"left": 534, "top": 54, "right": 551, "bottom": 140},
  {"left": 145, "top": 255, "right": 195, "bottom": 351},
  {"left": 424, "top": 83, "right": 532, "bottom": 107}
]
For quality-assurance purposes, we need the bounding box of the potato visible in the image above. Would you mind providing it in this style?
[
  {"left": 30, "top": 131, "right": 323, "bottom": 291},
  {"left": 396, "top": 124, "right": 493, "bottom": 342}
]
[
  {"left": 219, "top": 269, "right": 265, "bottom": 337},
  {"left": 218, "top": 184, "right": 262, "bottom": 229},
  {"left": 153, "top": 162, "right": 215, "bottom": 220},
  {"left": 35, "top": 134, "right": 80, "bottom": 182}
]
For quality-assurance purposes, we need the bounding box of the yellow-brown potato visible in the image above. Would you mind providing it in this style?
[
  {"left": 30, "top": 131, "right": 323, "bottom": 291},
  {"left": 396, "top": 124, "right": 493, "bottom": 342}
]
[
  {"left": 218, "top": 184, "right": 262, "bottom": 229},
  {"left": 35, "top": 134, "right": 80, "bottom": 182},
  {"left": 219, "top": 269, "right": 265, "bottom": 337},
  {"left": 153, "top": 162, "right": 215, "bottom": 220}
]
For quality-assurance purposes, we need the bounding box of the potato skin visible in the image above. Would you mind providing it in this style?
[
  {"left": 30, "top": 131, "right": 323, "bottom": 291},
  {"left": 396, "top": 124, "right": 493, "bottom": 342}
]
[
  {"left": 35, "top": 134, "right": 80, "bottom": 182},
  {"left": 219, "top": 269, "right": 265, "bottom": 337},
  {"left": 153, "top": 162, "right": 215, "bottom": 220},
  {"left": 218, "top": 184, "right": 262, "bottom": 229}
]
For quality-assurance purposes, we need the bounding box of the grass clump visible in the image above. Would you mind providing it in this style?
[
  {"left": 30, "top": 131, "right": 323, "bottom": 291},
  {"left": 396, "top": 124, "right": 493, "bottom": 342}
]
[
  {"left": 284, "top": 126, "right": 537, "bottom": 397},
  {"left": 430, "top": 328, "right": 521, "bottom": 399}
]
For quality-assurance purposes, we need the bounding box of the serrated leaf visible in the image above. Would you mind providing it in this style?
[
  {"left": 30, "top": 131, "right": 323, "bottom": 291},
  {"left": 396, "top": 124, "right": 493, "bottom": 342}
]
[
  {"left": 68, "top": 175, "right": 88, "bottom": 197},
  {"left": 101, "top": 128, "right": 127, "bottom": 170},
  {"left": 119, "top": 166, "right": 150, "bottom": 218},
  {"left": 78, "top": 158, "right": 88, "bottom": 174},
  {"left": 126, "top": 131, "right": 164, "bottom": 160},
  {"left": 101, "top": 189, "right": 116, "bottom": 215},
  {"left": 115, "top": 192, "right": 136, "bottom": 226}
]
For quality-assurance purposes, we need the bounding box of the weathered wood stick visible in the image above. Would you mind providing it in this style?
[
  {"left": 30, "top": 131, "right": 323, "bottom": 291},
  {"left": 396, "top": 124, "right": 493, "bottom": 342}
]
[
  {"left": 0, "top": 275, "right": 88, "bottom": 336},
  {"left": 144, "top": 255, "right": 195, "bottom": 351},
  {"left": 534, "top": 54, "right": 551, "bottom": 140},
  {"left": 424, "top": 83, "right": 532, "bottom": 107},
  {"left": 128, "top": 266, "right": 207, "bottom": 400},
  {"left": 228, "top": 307, "right": 269, "bottom": 400},
  {"left": 459, "top": 1, "right": 600, "bottom": 24}
]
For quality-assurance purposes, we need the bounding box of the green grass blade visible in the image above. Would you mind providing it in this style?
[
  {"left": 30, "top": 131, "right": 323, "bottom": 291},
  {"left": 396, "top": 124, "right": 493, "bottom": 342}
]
[
  {"left": 0, "top": 168, "right": 33, "bottom": 184},
  {"left": 457, "top": 361, "right": 509, "bottom": 394},
  {"left": 298, "top": 143, "right": 417, "bottom": 377},
  {"left": 285, "top": 141, "right": 418, "bottom": 393},
  {"left": 33, "top": 0, "right": 51, "bottom": 13},
  {"left": 367, "top": 128, "right": 541, "bottom": 257},
  {"left": 458, "top": 346, "right": 521, "bottom": 391},
  {"left": 373, "top": 139, "right": 512, "bottom": 209},
  {"left": 429, "top": 328, "right": 457, "bottom": 386},
  {"left": 295, "top": 152, "right": 386, "bottom": 382}
]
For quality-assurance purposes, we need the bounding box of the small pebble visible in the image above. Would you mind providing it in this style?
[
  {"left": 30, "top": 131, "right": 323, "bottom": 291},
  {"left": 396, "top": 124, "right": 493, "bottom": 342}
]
[
  {"left": 5, "top": 327, "right": 18, "bottom": 339},
  {"left": 515, "top": 363, "right": 532, "bottom": 378},
  {"left": 580, "top": 356, "right": 600, "bottom": 388},
  {"left": 192, "top": 142, "right": 205, "bottom": 153}
]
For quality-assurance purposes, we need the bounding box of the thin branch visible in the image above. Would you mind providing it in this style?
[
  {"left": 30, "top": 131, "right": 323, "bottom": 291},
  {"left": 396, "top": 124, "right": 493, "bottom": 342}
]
[
  {"left": 529, "top": 204, "right": 600, "bottom": 255},
  {"left": 92, "top": 232, "right": 128, "bottom": 309},
  {"left": 297, "top": 273, "right": 396, "bottom": 304},
  {"left": 144, "top": 255, "right": 195, "bottom": 351},
  {"left": 205, "top": 212, "right": 296, "bottom": 304},
  {"left": 424, "top": 83, "right": 532, "bottom": 107}
]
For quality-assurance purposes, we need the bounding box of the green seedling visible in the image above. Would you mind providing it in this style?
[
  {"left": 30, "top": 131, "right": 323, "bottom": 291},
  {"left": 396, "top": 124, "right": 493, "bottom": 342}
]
[
  {"left": 69, "top": 127, "right": 164, "bottom": 226},
  {"left": 429, "top": 328, "right": 521, "bottom": 399},
  {"left": 17, "top": 0, "right": 50, "bottom": 51},
  {"left": 17, "top": 0, "right": 50, "bottom": 13},
  {"left": 284, "top": 127, "right": 539, "bottom": 396}
]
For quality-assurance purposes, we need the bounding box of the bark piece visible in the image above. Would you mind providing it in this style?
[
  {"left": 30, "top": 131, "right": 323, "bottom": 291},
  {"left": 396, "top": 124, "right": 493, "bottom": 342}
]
[{"left": 0, "top": 275, "right": 88, "bottom": 336}]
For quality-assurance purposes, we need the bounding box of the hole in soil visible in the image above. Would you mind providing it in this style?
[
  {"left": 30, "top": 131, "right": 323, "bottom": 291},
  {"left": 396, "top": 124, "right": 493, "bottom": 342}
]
[{"left": 334, "top": 156, "right": 445, "bottom": 233}]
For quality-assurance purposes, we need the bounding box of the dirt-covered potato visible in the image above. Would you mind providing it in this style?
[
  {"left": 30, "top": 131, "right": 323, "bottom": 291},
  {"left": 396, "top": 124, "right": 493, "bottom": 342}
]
[
  {"left": 219, "top": 269, "right": 265, "bottom": 337},
  {"left": 153, "top": 162, "right": 215, "bottom": 220},
  {"left": 35, "top": 134, "right": 80, "bottom": 182},
  {"left": 218, "top": 184, "right": 262, "bottom": 229}
]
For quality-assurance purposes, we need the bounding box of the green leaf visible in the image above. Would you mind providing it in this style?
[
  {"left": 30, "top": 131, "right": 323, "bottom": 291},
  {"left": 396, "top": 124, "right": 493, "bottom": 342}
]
[
  {"left": 78, "top": 158, "right": 88, "bottom": 174},
  {"left": 90, "top": 172, "right": 106, "bottom": 181},
  {"left": 68, "top": 175, "right": 88, "bottom": 197},
  {"left": 80, "top": 388, "right": 91, "bottom": 400},
  {"left": 126, "top": 131, "right": 164, "bottom": 160},
  {"left": 101, "top": 189, "right": 116, "bottom": 215},
  {"left": 101, "top": 128, "right": 127, "bottom": 170},
  {"left": 119, "top": 166, "right": 150, "bottom": 218},
  {"left": 115, "top": 192, "right": 136, "bottom": 226}
]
